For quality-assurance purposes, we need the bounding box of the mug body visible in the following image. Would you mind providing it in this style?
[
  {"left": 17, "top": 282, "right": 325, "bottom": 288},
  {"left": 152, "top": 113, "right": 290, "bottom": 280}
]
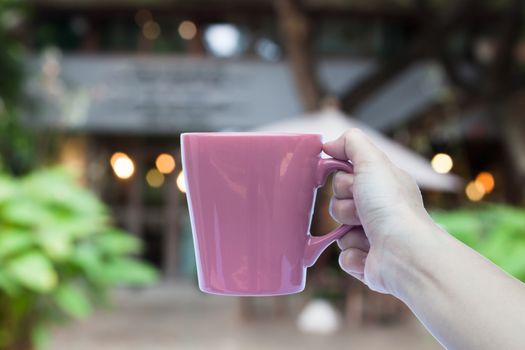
[{"left": 181, "top": 133, "right": 322, "bottom": 296}]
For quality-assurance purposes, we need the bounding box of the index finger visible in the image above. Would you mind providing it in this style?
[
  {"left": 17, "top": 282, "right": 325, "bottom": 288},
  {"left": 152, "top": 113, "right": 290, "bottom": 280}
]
[{"left": 323, "top": 128, "right": 384, "bottom": 166}]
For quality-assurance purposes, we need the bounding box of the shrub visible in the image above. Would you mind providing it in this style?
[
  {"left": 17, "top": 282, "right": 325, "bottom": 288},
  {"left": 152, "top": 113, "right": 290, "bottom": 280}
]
[
  {"left": 0, "top": 168, "right": 157, "bottom": 350},
  {"left": 432, "top": 204, "right": 525, "bottom": 281}
]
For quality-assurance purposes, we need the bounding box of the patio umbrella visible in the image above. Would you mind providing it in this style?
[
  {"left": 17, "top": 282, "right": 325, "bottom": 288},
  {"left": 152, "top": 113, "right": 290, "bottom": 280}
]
[{"left": 253, "top": 108, "right": 462, "bottom": 192}]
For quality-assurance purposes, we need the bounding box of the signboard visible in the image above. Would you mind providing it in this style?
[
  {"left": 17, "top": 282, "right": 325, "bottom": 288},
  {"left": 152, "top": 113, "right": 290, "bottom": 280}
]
[
  {"left": 27, "top": 54, "right": 445, "bottom": 133},
  {"left": 27, "top": 55, "right": 373, "bottom": 134}
]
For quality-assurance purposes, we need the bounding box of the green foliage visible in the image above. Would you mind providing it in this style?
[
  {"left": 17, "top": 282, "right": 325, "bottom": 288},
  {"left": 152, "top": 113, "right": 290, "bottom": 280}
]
[
  {"left": 53, "top": 284, "right": 92, "bottom": 319},
  {"left": 0, "top": 0, "right": 35, "bottom": 175},
  {"left": 5, "top": 252, "right": 58, "bottom": 293},
  {"left": 432, "top": 204, "right": 525, "bottom": 281},
  {"left": 0, "top": 1, "right": 24, "bottom": 104},
  {"left": 0, "top": 167, "right": 157, "bottom": 349}
]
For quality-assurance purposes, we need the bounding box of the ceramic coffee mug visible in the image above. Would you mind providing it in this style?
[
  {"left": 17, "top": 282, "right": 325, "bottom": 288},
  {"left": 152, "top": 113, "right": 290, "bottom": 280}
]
[{"left": 181, "top": 133, "right": 353, "bottom": 296}]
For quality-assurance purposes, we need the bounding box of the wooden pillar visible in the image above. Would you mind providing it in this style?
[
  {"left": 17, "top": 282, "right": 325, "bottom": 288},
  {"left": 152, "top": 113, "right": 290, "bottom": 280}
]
[
  {"left": 85, "top": 137, "right": 103, "bottom": 198},
  {"left": 345, "top": 280, "right": 365, "bottom": 326},
  {"left": 127, "top": 145, "right": 143, "bottom": 237}
]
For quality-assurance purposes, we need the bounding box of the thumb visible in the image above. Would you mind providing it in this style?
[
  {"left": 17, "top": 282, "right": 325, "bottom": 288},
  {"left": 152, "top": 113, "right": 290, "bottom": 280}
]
[{"left": 323, "top": 128, "right": 386, "bottom": 166}]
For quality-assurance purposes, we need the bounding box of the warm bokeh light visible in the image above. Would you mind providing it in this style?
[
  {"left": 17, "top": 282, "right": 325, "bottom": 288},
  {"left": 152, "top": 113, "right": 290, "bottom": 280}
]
[
  {"left": 178, "top": 20, "right": 197, "bottom": 40},
  {"left": 143, "top": 20, "right": 161, "bottom": 40},
  {"left": 155, "top": 153, "right": 176, "bottom": 174},
  {"left": 465, "top": 180, "right": 485, "bottom": 202},
  {"left": 475, "top": 172, "right": 495, "bottom": 193},
  {"left": 134, "top": 9, "right": 152, "bottom": 26},
  {"left": 111, "top": 153, "right": 135, "bottom": 179},
  {"left": 176, "top": 171, "right": 186, "bottom": 193},
  {"left": 146, "top": 169, "right": 165, "bottom": 188},
  {"left": 110, "top": 152, "right": 127, "bottom": 167},
  {"left": 431, "top": 153, "right": 453, "bottom": 174}
]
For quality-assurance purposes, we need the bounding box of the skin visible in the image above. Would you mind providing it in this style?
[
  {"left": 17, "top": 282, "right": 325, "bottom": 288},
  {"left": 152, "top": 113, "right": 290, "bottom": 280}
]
[{"left": 324, "top": 129, "right": 525, "bottom": 350}]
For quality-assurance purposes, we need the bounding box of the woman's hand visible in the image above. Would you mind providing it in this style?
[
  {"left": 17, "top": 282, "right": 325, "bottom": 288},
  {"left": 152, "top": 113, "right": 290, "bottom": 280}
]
[
  {"left": 324, "top": 128, "right": 434, "bottom": 295},
  {"left": 325, "top": 129, "right": 525, "bottom": 350}
]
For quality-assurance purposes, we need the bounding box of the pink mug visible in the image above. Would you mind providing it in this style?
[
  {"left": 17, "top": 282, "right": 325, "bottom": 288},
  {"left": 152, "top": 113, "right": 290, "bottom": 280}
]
[{"left": 181, "top": 133, "right": 353, "bottom": 296}]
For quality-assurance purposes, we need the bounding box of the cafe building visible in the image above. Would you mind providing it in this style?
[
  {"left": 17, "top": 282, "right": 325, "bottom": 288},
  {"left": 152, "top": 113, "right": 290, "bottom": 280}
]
[{"left": 28, "top": 0, "right": 450, "bottom": 278}]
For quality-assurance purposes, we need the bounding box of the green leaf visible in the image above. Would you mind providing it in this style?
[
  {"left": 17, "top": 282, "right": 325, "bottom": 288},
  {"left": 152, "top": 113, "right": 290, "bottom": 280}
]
[
  {"left": 0, "top": 270, "right": 18, "bottom": 295},
  {"left": 433, "top": 204, "right": 525, "bottom": 283},
  {"left": 22, "top": 168, "right": 106, "bottom": 217},
  {"left": 499, "top": 244, "right": 525, "bottom": 279},
  {"left": 36, "top": 229, "right": 72, "bottom": 261},
  {"left": 432, "top": 210, "right": 482, "bottom": 247},
  {"left": 93, "top": 230, "right": 142, "bottom": 255},
  {"left": 53, "top": 216, "right": 109, "bottom": 239},
  {"left": 478, "top": 230, "right": 511, "bottom": 263},
  {"left": 72, "top": 244, "right": 105, "bottom": 283},
  {"left": 53, "top": 284, "right": 92, "bottom": 319},
  {"left": 0, "top": 229, "right": 34, "bottom": 259},
  {"left": 5, "top": 252, "right": 57, "bottom": 293},
  {"left": 1, "top": 199, "right": 53, "bottom": 226},
  {"left": 486, "top": 204, "right": 525, "bottom": 229},
  {"left": 101, "top": 258, "right": 158, "bottom": 286},
  {"left": 0, "top": 175, "right": 16, "bottom": 202}
]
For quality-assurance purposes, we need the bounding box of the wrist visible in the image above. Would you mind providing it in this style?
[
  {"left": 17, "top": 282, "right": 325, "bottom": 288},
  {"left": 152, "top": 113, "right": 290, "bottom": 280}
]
[{"left": 379, "top": 212, "right": 447, "bottom": 300}]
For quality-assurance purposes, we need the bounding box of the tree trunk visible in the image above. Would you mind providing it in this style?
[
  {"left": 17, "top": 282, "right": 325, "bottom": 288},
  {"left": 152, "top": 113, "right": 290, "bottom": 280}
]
[
  {"left": 501, "top": 92, "right": 525, "bottom": 203},
  {"left": 0, "top": 294, "right": 36, "bottom": 350},
  {"left": 274, "top": 0, "right": 322, "bottom": 112}
]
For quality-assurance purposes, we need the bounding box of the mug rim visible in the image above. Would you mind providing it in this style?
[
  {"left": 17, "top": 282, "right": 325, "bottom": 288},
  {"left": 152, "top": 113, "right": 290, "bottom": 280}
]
[{"left": 181, "top": 132, "right": 321, "bottom": 138}]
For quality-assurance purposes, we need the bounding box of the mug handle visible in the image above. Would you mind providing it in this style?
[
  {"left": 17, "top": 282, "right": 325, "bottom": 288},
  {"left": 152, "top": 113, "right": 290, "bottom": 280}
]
[{"left": 304, "top": 158, "right": 354, "bottom": 267}]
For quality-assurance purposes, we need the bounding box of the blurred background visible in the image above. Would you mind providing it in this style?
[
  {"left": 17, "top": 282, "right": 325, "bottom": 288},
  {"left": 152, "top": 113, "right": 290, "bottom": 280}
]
[{"left": 1, "top": 0, "right": 525, "bottom": 349}]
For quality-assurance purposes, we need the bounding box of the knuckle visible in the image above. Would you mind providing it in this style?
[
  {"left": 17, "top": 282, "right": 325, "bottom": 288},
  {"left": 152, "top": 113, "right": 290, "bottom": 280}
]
[
  {"left": 332, "top": 172, "right": 353, "bottom": 197},
  {"left": 345, "top": 128, "right": 362, "bottom": 140},
  {"left": 337, "top": 234, "right": 349, "bottom": 249},
  {"left": 332, "top": 175, "right": 345, "bottom": 195},
  {"left": 330, "top": 198, "right": 356, "bottom": 224},
  {"left": 333, "top": 198, "right": 344, "bottom": 217},
  {"left": 329, "top": 198, "right": 344, "bottom": 221}
]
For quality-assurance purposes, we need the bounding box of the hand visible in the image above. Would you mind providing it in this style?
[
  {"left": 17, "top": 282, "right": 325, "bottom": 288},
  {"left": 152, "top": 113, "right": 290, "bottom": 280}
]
[
  {"left": 324, "top": 129, "right": 433, "bottom": 295},
  {"left": 326, "top": 129, "right": 525, "bottom": 350}
]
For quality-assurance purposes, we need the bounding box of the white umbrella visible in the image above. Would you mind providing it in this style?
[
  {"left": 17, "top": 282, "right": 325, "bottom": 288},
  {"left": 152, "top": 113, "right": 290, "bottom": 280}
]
[{"left": 253, "top": 108, "right": 462, "bottom": 192}]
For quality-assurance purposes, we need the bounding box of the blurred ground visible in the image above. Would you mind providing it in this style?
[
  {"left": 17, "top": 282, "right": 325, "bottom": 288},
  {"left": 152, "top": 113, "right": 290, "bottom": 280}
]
[{"left": 48, "top": 283, "right": 442, "bottom": 350}]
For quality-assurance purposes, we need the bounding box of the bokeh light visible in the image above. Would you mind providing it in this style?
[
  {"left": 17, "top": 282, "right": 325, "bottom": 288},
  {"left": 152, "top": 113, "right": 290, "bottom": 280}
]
[
  {"left": 111, "top": 153, "right": 135, "bottom": 179},
  {"left": 431, "top": 153, "right": 453, "bottom": 174},
  {"left": 204, "top": 24, "right": 243, "bottom": 57},
  {"left": 255, "top": 38, "right": 282, "bottom": 62},
  {"left": 155, "top": 153, "right": 176, "bottom": 174},
  {"left": 146, "top": 169, "right": 165, "bottom": 188},
  {"left": 475, "top": 172, "right": 495, "bottom": 193},
  {"left": 176, "top": 171, "right": 186, "bottom": 193},
  {"left": 178, "top": 20, "right": 197, "bottom": 40},
  {"left": 143, "top": 20, "right": 161, "bottom": 40},
  {"left": 465, "top": 180, "right": 485, "bottom": 202},
  {"left": 110, "top": 152, "right": 127, "bottom": 167}
]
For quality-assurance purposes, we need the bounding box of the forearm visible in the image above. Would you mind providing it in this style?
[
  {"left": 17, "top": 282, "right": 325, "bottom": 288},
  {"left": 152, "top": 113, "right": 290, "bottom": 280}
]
[{"left": 391, "top": 217, "right": 525, "bottom": 350}]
